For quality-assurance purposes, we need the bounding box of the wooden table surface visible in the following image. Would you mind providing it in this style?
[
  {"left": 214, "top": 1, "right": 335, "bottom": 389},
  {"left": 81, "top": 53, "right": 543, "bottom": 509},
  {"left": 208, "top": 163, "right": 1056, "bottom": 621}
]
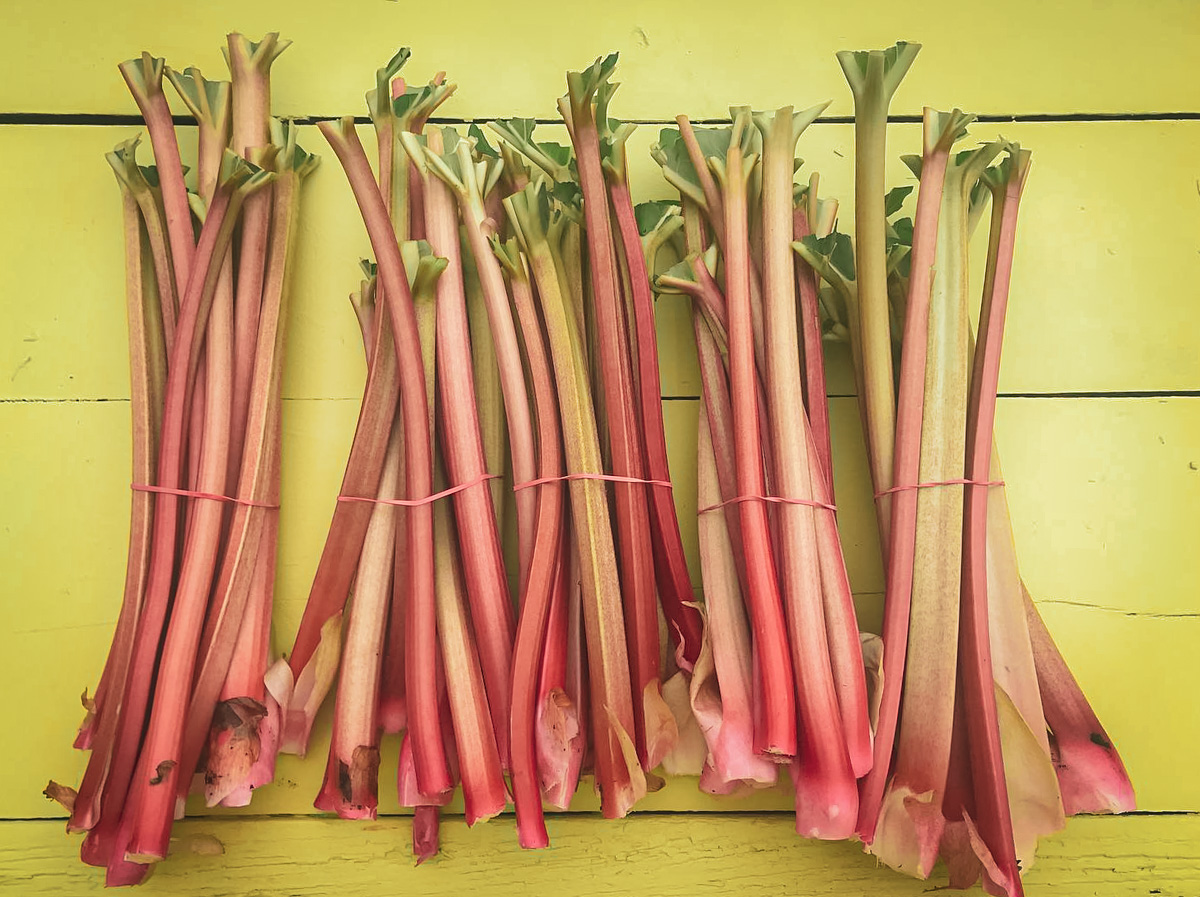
[{"left": 2, "top": 1, "right": 1197, "bottom": 893}]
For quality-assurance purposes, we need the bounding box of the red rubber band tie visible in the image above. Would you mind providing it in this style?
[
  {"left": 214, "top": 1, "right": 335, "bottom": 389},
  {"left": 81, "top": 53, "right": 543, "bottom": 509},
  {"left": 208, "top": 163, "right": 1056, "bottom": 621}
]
[
  {"left": 131, "top": 483, "right": 279, "bottom": 509},
  {"left": 698, "top": 493, "right": 836, "bottom": 515},
  {"left": 513, "top": 472, "right": 673, "bottom": 492},
  {"left": 874, "top": 477, "right": 1004, "bottom": 499},
  {"left": 337, "top": 472, "right": 501, "bottom": 508}
]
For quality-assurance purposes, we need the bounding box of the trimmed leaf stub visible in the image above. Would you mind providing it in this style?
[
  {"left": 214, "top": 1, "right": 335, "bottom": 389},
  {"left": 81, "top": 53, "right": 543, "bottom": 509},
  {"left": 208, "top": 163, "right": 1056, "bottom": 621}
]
[{"left": 204, "top": 697, "right": 269, "bottom": 807}]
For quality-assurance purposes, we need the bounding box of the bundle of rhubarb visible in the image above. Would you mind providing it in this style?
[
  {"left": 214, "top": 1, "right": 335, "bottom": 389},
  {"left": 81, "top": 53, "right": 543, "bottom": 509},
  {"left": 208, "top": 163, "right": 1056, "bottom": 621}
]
[
  {"left": 45, "top": 33, "right": 318, "bottom": 886},
  {"left": 272, "top": 50, "right": 706, "bottom": 859},
  {"left": 788, "top": 43, "right": 1136, "bottom": 896},
  {"left": 649, "top": 101, "right": 874, "bottom": 830}
]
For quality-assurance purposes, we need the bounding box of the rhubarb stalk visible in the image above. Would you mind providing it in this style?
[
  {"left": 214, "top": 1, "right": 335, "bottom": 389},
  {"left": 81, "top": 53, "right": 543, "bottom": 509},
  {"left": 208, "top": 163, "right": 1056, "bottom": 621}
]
[
  {"left": 870, "top": 136, "right": 1002, "bottom": 877},
  {"left": 857, "top": 108, "right": 973, "bottom": 843},
  {"left": 836, "top": 41, "right": 921, "bottom": 545},
  {"left": 709, "top": 111, "right": 796, "bottom": 758},
  {"left": 496, "top": 239, "right": 566, "bottom": 847},
  {"left": 505, "top": 180, "right": 645, "bottom": 818},
  {"left": 63, "top": 150, "right": 167, "bottom": 828},
  {"left": 562, "top": 56, "right": 673, "bottom": 769},
  {"left": 118, "top": 53, "right": 193, "bottom": 304},
  {"left": 603, "top": 113, "right": 703, "bottom": 671},
  {"left": 756, "top": 104, "right": 867, "bottom": 836},
  {"left": 416, "top": 125, "right": 515, "bottom": 768},
  {"left": 318, "top": 117, "right": 451, "bottom": 798}
]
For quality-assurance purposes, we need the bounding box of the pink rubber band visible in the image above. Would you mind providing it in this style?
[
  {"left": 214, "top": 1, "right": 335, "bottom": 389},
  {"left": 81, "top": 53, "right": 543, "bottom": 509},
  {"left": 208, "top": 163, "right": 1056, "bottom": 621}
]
[
  {"left": 698, "top": 493, "right": 836, "bottom": 515},
  {"left": 131, "top": 483, "right": 279, "bottom": 509},
  {"left": 874, "top": 477, "right": 1005, "bottom": 499},
  {"left": 512, "top": 472, "right": 674, "bottom": 492},
  {"left": 338, "top": 472, "right": 501, "bottom": 508}
]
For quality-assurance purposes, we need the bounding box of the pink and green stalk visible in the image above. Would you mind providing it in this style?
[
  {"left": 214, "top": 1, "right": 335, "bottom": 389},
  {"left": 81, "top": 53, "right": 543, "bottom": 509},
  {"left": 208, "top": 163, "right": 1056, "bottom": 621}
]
[
  {"left": 562, "top": 56, "right": 670, "bottom": 769},
  {"left": 416, "top": 125, "right": 516, "bottom": 768},
  {"left": 224, "top": 33, "right": 287, "bottom": 493},
  {"left": 791, "top": 180, "right": 835, "bottom": 497},
  {"left": 870, "top": 135, "right": 1002, "bottom": 878},
  {"left": 710, "top": 112, "right": 796, "bottom": 759},
  {"left": 60, "top": 150, "right": 167, "bottom": 825},
  {"left": 835, "top": 41, "right": 921, "bottom": 547},
  {"left": 314, "top": 417, "right": 401, "bottom": 819},
  {"left": 754, "top": 104, "right": 863, "bottom": 835},
  {"left": 412, "top": 233, "right": 507, "bottom": 821},
  {"left": 505, "top": 180, "right": 644, "bottom": 818},
  {"left": 857, "top": 108, "right": 973, "bottom": 843},
  {"left": 694, "top": 388, "right": 778, "bottom": 792},
  {"left": 496, "top": 239, "right": 566, "bottom": 847},
  {"left": 318, "top": 117, "right": 451, "bottom": 799},
  {"left": 118, "top": 53, "right": 194, "bottom": 305},
  {"left": 602, "top": 116, "right": 704, "bottom": 672},
  {"left": 110, "top": 144, "right": 178, "bottom": 355},
  {"left": 411, "top": 129, "right": 538, "bottom": 591},
  {"left": 955, "top": 144, "right": 1033, "bottom": 897}
]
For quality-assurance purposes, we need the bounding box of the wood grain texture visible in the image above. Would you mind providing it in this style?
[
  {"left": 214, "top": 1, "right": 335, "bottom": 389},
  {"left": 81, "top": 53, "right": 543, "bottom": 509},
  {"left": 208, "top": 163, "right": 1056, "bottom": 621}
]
[
  {"left": 2, "top": 0, "right": 1198, "bottom": 117},
  {"left": 4, "top": 815, "right": 1198, "bottom": 897}
]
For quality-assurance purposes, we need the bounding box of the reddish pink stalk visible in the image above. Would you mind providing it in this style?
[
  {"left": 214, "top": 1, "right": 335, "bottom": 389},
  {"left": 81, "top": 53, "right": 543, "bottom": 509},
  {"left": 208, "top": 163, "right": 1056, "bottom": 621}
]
[
  {"left": 502, "top": 245, "right": 565, "bottom": 848},
  {"left": 505, "top": 180, "right": 643, "bottom": 818},
  {"left": 65, "top": 165, "right": 166, "bottom": 826},
  {"left": 756, "top": 106, "right": 859, "bottom": 836},
  {"left": 413, "top": 805, "right": 441, "bottom": 864},
  {"left": 857, "top": 109, "right": 963, "bottom": 842},
  {"left": 695, "top": 399, "right": 778, "bottom": 790},
  {"left": 563, "top": 62, "right": 664, "bottom": 768},
  {"left": 712, "top": 117, "right": 796, "bottom": 758},
  {"left": 279, "top": 301, "right": 398, "bottom": 751},
  {"left": 124, "top": 176, "right": 244, "bottom": 863},
  {"left": 536, "top": 541, "right": 585, "bottom": 809},
  {"left": 318, "top": 117, "right": 450, "bottom": 799},
  {"left": 425, "top": 135, "right": 538, "bottom": 590},
  {"left": 433, "top": 494, "right": 508, "bottom": 824},
  {"left": 421, "top": 127, "right": 516, "bottom": 768},
  {"left": 956, "top": 146, "right": 1032, "bottom": 897},
  {"left": 792, "top": 205, "right": 833, "bottom": 497},
  {"left": 607, "top": 174, "right": 702, "bottom": 670},
  {"left": 118, "top": 53, "right": 193, "bottom": 304},
  {"left": 314, "top": 419, "right": 401, "bottom": 820},
  {"left": 226, "top": 34, "right": 287, "bottom": 483}
]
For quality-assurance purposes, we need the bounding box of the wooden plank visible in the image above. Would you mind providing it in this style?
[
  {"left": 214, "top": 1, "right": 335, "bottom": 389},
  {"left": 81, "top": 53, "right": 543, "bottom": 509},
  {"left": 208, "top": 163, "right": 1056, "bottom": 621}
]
[
  {"left": 2, "top": 1, "right": 1198, "bottom": 117},
  {"left": 4, "top": 815, "right": 1197, "bottom": 897}
]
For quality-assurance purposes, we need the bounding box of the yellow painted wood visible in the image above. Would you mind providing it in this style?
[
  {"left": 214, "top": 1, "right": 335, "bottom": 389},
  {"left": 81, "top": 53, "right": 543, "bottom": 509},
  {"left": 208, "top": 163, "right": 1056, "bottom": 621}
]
[
  {"left": 3, "top": 1, "right": 1199, "bottom": 117},
  {"left": 4, "top": 815, "right": 1198, "bottom": 897},
  {"left": 5, "top": 121, "right": 1198, "bottom": 401}
]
